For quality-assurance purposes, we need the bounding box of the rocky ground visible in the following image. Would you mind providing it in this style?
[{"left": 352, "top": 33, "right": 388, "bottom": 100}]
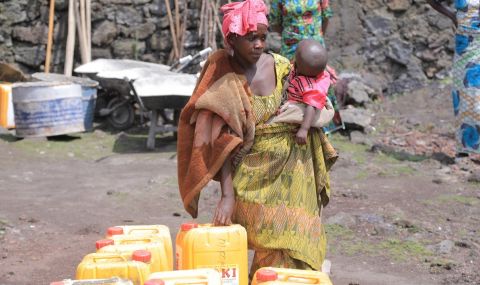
[{"left": 0, "top": 81, "right": 479, "bottom": 285}]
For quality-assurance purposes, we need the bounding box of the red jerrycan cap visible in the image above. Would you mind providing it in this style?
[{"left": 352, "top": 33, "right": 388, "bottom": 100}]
[
  {"left": 132, "top": 250, "right": 151, "bottom": 263},
  {"left": 256, "top": 269, "right": 278, "bottom": 282},
  {"left": 107, "top": 226, "right": 124, "bottom": 236},
  {"left": 181, "top": 222, "right": 199, "bottom": 231},
  {"left": 96, "top": 239, "right": 114, "bottom": 250},
  {"left": 144, "top": 279, "right": 165, "bottom": 285}
]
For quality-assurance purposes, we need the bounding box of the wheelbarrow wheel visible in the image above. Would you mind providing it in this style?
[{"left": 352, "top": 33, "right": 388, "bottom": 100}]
[{"left": 106, "top": 97, "right": 135, "bottom": 130}]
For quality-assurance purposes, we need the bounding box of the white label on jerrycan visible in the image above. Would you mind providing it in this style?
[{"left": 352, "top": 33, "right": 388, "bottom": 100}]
[
  {"left": 219, "top": 265, "right": 239, "bottom": 285},
  {"left": 203, "top": 265, "right": 239, "bottom": 285}
]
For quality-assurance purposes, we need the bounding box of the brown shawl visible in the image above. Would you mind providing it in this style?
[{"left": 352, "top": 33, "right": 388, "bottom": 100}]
[{"left": 177, "top": 50, "right": 256, "bottom": 218}]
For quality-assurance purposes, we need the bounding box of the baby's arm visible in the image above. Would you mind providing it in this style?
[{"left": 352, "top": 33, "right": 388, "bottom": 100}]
[{"left": 295, "top": 105, "right": 316, "bottom": 145}]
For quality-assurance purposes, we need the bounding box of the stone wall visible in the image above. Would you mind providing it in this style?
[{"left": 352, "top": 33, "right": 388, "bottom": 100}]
[
  {"left": 0, "top": 0, "right": 206, "bottom": 74},
  {"left": 324, "top": 0, "right": 455, "bottom": 94},
  {"left": 0, "top": 0, "right": 455, "bottom": 94}
]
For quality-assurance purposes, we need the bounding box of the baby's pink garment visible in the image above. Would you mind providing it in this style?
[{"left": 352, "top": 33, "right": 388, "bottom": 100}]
[{"left": 286, "top": 66, "right": 335, "bottom": 110}]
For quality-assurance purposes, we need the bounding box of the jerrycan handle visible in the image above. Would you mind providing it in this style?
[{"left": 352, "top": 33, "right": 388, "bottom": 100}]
[
  {"left": 92, "top": 253, "right": 128, "bottom": 263},
  {"left": 283, "top": 275, "right": 318, "bottom": 284},
  {"left": 128, "top": 228, "right": 160, "bottom": 235},
  {"left": 118, "top": 237, "right": 154, "bottom": 244}
]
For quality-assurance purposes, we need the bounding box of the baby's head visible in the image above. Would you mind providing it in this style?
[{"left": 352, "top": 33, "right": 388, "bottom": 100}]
[{"left": 295, "top": 39, "right": 328, "bottom": 77}]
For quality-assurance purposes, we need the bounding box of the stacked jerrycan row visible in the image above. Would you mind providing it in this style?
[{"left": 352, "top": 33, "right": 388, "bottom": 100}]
[
  {"left": 50, "top": 223, "right": 333, "bottom": 285},
  {"left": 50, "top": 224, "right": 243, "bottom": 285},
  {"left": 77, "top": 225, "right": 173, "bottom": 285}
]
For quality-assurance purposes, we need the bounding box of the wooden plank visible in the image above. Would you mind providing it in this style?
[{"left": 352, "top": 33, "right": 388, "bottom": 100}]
[
  {"left": 165, "top": 0, "right": 179, "bottom": 59},
  {"left": 64, "top": 0, "right": 75, "bottom": 76},
  {"left": 45, "top": 0, "right": 55, "bottom": 73}
]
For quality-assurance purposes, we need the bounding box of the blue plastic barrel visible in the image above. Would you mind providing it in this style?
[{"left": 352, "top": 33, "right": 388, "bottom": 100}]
[
  {"left": 12, "top": 81, "right": 85, "bottom": 137},
  {"left": 31, "top": 73, "right": 98, "bottom": 131},
  {"left": 80, "top": 85, "right": 97, "bottom": 131}
]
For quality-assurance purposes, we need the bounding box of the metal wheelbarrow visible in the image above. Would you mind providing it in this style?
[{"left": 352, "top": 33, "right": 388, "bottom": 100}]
[
  {"left": 126, "top": 73, "right": 197, "bottom": 149},
  {"left": 74, "top": 48, "right": 211, "bottom": 148},
  {"left": 74, "top": 59, "right": 173, "bottom": 130}
]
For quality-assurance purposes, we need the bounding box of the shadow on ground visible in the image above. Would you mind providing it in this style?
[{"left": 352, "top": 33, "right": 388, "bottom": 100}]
[
  {"left": 0, "top": 122, "right": 178, "bottom": 160},
  {"left": 112, "top": 131, "right": 177, "bottom": 154}
]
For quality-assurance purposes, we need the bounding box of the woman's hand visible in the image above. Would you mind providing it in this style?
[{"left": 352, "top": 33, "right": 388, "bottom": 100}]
[
  {"left": 295, "top": 127, "right": 309, "bottom": 145},
  {"left": 213, "top": 195, "right": 235, "bottom": 226}
]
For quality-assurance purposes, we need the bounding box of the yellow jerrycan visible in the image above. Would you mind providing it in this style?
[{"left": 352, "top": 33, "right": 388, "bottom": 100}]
[
  {"left": 96, "top": 239, "right": 170, "bottom": 272},
  {"left": 175, "top": 223, "right": 198, "bottom": 270},
  {"left": 144, "top": 269, "right": 222, "bottom": 285},
  {"left": 108, "top": 230, "right": 173, "bottom": 270},
  {"left": 176, "top": 223, "right": 248, "bottom": 285},
  {"left": 75, "top": 250, "right": 152, "bottom": 285},
  {"left": 50, "top": 277, "right": 133, "bottom": 285},
  {"left": 0, "top": 82, "right": 14, "bottom": 129},
  {"left": 251, "top": 268, "right": 333, "bottom": 285},
  {"left": 106, "top": 225, "right": 172, "bottom": 269}
]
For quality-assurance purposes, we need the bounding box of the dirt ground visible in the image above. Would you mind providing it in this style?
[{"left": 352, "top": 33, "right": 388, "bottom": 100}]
[{"left": 0, "top": 83, "right": 479, "bottom": 285}]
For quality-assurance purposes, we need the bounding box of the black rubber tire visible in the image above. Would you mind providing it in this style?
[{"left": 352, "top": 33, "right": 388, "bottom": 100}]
[
  {"left": 106, "top": 97, "right": 135, "bottom": 130},
  {"left": 94, "top": 95, "right": 108, "bottom": 117}
]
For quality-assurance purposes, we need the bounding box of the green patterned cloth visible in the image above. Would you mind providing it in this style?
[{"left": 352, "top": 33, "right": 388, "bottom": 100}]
[{"left": 269, "top": 0, "right": 333, "bottom": 60}]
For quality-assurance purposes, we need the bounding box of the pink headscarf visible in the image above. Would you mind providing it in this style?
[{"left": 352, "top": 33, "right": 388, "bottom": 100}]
[{"left": 220, "top": 0, "right": 269, "bottom": 39}]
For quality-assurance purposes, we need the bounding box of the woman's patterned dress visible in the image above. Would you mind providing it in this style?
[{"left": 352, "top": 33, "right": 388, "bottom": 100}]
[{"left": 233, "top": 53, "right": 337, "bottom": 273}]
